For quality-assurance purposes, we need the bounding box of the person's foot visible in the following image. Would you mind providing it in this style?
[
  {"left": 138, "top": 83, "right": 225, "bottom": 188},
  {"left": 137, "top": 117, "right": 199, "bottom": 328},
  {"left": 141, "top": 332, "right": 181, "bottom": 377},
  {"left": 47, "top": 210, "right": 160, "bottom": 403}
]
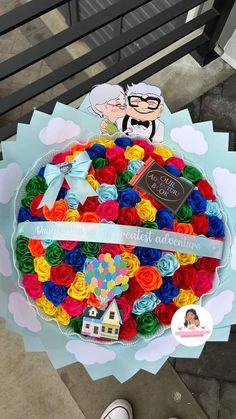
[{"left": 100, "top": 399, "right": 133, "bottom": 419}]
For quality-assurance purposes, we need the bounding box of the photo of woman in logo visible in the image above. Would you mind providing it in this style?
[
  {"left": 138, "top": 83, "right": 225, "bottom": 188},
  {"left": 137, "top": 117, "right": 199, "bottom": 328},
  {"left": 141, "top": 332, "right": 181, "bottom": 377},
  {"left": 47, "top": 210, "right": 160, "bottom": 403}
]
[{"left": 184, "top": 309, "right": 200, "bottom": 329}]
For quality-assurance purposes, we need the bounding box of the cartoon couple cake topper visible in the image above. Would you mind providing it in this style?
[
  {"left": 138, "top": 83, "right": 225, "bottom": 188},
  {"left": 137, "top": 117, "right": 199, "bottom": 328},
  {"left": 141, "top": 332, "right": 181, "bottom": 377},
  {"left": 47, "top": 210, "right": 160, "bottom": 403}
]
[{"left": 88, "top": 82, "right": 164, "bottom": 144}]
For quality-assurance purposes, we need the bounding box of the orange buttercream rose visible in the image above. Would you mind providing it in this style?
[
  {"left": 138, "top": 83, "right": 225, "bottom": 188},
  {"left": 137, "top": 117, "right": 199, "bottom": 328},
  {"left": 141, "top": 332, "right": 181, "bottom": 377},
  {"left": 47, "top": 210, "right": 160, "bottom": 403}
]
[
  {"left": 120, "top": 244, "right": 135, "bottom": 253},
  {"left": 135, "top": 266, "right": 163, "bottom": 292},
  {"left": 43, "top": 199, "right": 69, "bottom": 221},
  {"left": 173, "top": 220, "right": 194, "bottom": 235},
  {"left": 87, "top": 293, "right": 101, "bottom": 308},
  {"left": 79, "top": 212, "right": 101, "bottom": 223},
  {"left": 70, "top": 143, "right": 87, "bottom": 154},
  {"left": 28, "top": 239, "right": 45, "bottom": 257}
]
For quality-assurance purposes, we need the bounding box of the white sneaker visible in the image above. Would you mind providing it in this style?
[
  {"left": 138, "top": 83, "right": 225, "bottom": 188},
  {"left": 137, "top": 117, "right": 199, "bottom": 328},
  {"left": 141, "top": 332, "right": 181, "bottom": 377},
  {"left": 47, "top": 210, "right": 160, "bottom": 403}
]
[{"left": 100, "top": 399, "right": 133, "bottom": 419}]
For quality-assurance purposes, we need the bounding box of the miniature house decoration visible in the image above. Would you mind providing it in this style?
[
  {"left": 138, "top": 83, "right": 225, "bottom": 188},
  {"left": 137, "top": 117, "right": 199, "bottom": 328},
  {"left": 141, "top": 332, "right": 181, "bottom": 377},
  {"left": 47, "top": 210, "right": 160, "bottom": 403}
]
[{"left": 82, "top": 300, "right": 122, "bottom": 340}]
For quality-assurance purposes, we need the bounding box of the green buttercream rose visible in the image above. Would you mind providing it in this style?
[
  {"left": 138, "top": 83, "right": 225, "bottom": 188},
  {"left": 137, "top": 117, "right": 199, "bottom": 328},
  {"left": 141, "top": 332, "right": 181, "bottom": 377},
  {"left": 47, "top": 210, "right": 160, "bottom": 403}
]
[
  {"left": 25, "top": 175, "right": 47, "bottom": 197},
  {"left": 116, "top": 170, "right": 133, "bottom": 191},
  {"left": 142, "top": 221, "right": 158, "bottom": 229},
  {"left": 136, "top": 312, "right": 159, "bottom": 336},
  {"left": 45, "top": 241, "right": 65, "bottom": 266},
  {"left": 70, "top": 316, "right": 83, "bottom": 333},
  {"left": 21, "top": 194, "right": 34, "bottom": 208},
  {"left": 182, "top": 165, "right": 202, "bottom": 183},
  {"left": 81, "top": 241, "right": 101, "bottom": 258},
  {"left": 18, "top": 253, "right": 35, "bottom": 273},
  {"left": 16, "top": 235, "right": 29, "bottom": 260},
  {"left": 176, "top": 203, "right": 193, "bottom": 223},
  {"left": 93, "top": 157, "right": 109, "bottom": 170}
]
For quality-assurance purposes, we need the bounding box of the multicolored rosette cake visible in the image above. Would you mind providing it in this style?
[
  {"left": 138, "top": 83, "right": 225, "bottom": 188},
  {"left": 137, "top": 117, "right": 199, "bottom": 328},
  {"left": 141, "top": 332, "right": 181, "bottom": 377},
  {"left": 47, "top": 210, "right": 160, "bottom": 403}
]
[{"left": 14, "top": 136, "right": 225, "bottom": 343}]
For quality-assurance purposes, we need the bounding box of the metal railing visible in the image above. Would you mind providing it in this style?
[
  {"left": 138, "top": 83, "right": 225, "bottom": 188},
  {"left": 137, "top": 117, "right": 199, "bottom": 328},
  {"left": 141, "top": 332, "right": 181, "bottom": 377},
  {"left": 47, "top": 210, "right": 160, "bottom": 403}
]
[{"left": 0, "top": 0, "right": 235, "bottom": 142}]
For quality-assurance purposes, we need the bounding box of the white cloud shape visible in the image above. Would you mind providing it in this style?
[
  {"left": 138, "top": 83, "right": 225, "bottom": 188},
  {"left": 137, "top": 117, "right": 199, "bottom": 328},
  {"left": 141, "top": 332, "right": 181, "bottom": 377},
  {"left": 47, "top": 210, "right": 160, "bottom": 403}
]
[
  {"left": 231, "top": 236, "right": 236, "bottom": 271},
  {"left": 66, "top": 340, "right": 116, "bottom": 365},
  {"left": 205, "top": 290, "right": 235, "bottom": 325},
  {"left": 135, "top": 334, "right": 179, "bottom": 362},
  {"left": 0, "top": 234, "right": 12, "bottom": 277},
  {"left": 0, "top": 163, "right": 22, "bottom": 204},
  {"left": 212, "top": 167, "right": 236, "bottom": 207},
  {"left": 170, "top": 125, "right": 208, "bottom": 155},
  {"left": 39, "top": 117, "right": 81, "bottom": 145},
  {"left": 8, "top": 292, "right": 42, "bottom": 332}
]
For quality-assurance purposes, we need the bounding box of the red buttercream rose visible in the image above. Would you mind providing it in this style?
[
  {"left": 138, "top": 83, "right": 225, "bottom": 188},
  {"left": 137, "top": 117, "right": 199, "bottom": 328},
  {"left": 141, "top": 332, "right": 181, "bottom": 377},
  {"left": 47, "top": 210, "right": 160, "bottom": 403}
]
[
  {"left": 30, "top": 194, "right": 44, "bottom": 217},
  {"left": 197, "top": 179, "right": 216, "bottom": 201},
  {"left": 50, "top": 263, "right": 76, "bottom": 287},
  {"left": 116, "top": 296, "right": 132, "bottom": 321},
  {"left": 106, "top": 145, "right": 124, "bottom": 161},
  {"left": 195, "top": 256, "right": 219, "bottom": 273},
  {"left": 96, "top": 200, "right": 119, "bottom": 221},
  {"left": 52, "top": 152, "right": 71, "bottom": 164},
  {"left": 95, "top": 166, "right": 117, "bottom": 184},
  {"left": 117, "top": 207, "right": 141, "bottom": 226},
  {"left": 172, "top": 265, "right": 197, "bottom": 290},
  {"left": 100, "top": 243, "right": 120, "bottom": 257},
  {"left": 78, "top": 196, "right": 99, "bottom": 214},
  {"left": 61, "top": 296, "right": 87, "bottom": 317},
  {"left": 133, "top": 139, "right": 154, "bottom": 155},
  {"left": 191, "top": 270, "right": 214, "bottom": 297},
  {"left": 112, "top": 157, "right": 128, "bottom": 174},
  {"left": 166, "top": 157, "right": 185, "bottom": 171},
  {"left": 122, "top": 278, "right": 144, "bottom": 304},
  {"left": 59, "top": 240, "right": 78, "bottom": 250},
  {"left": 192, "top": 214, "right": 209, "bottom": 235},
  {"left": 148, "top": 152, "right": 164, "bottom": 166},
  {"left": 119, "top": 316, "right": 137, "bottom": 340},
  {"left": 154, "top": 302, "right": 178, "bottom": 325},
  {"left": 22, "top": 273, "right": 43, "bottom": 299}
]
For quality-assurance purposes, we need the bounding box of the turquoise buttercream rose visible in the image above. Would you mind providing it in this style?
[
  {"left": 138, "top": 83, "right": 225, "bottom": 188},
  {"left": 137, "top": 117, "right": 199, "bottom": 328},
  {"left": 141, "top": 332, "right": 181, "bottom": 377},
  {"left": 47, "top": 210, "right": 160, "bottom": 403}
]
[
  {"left": 205, "top": 201, "right": 222, "bottom": 219},
  {"left": 128, "top": 159, "right": 144, "bottom": 174},
  {"left": 156, "top": 253, "right": 180, "bottom": 277},
  {"left": 132, "top": 292, "right": 159, "bottom": 315},
  {"left": 42, "top": 239, "right": 54, "bottom": 248},
  {"left": 65, "top": 191, "right": 80, "bottom": 209},
  {"left": 97, "top": 184, "right": 118, "bottom": 203}
]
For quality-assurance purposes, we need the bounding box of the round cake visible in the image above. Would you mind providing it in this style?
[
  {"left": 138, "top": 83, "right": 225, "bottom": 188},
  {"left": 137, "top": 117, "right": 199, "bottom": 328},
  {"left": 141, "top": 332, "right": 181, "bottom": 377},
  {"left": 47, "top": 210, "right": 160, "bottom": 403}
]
[{"left": 14, "top": 136, "right": 225, "bottom": 342}]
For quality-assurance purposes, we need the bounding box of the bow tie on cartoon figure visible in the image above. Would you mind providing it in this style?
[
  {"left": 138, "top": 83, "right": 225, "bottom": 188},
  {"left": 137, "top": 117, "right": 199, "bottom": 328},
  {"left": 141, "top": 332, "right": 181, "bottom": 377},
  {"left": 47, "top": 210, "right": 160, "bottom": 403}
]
[
  {"left": 131, "top": 119, "right": 150, "bottom": 129},
  {"left": 37, "top": 151, "right": 98, "bottom": 210}
]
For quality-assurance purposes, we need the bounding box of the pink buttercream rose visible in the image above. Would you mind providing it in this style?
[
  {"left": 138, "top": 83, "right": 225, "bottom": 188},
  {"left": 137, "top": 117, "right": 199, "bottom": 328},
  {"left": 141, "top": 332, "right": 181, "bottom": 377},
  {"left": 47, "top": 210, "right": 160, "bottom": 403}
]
[
  {"left": 116, "top": 296, "right": 132, "bottom": 321},
  {"left": 22, "top": 273, "right": 43, "bottom": 299},
  {"left": 61, "top": 296, "right": 87, "bottom": 317},
  {"left": 166, "top": 156, "right": 185, "bottom": 171},
  {"left": 191, "top": 270, "right": 214, "bottom": 297},
  {"left": 96, "top": 200, "right": 119, "bottom": 221},
  {"left": 100, "top": 243, "right": 121, "bottom": 257},
  {"left": 59, "top": 240, "right": 78, "bottom": 250}
]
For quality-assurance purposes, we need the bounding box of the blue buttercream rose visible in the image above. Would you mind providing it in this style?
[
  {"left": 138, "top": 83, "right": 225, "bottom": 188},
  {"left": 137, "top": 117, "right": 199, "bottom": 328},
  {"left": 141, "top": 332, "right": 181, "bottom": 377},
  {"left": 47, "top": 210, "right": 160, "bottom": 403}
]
[
  {"left": 205, "top": 201, "right": 222, "bottom": 219},
  {"left": 31, "top": 216, "right": 46, "bottom": 222},
  {"left": 155, "top": 208, "right": 174, "bottom": 229},
  {"left": 118, "top": 187, "right": 141, "bottom": 207},
  {"left": 134, "top": 246, "right": 162, "bottom": 266},
  {"left": 208, "top": 215, "right": 224, "bottom": 238},
  {"left": 65, "top": 191, "right": 80, "bottom": 209},
  {"left": 87, "top": 143, "right": 106, "bottom": 159},
  {"left": 65, "top": 245, "right": 86, "bottom": 271},
  {"left": 115, "top": 136, "right": 132, "bottom": 149},
  {"left": 18, "top": 208, "right": 32, "bottom": 222},
  {"left": 187, "top": 190, "right": 207, "bottom": 214},
  {"left": 132, "top": 292, "right": 159, "bottom": 315},
  {"left": 164, "top": 164, "right": 180, "bottom": 177},
  {"left": 43, "top": 281, "right": 67, "bottom": 306},
  {"left": 57, "top": 187, "right": 67, "bottom": 200},
  {"left": 156, "top": 252, "right": 180, "bottom": 276},
  {"left": 38, "top": 166, "right": 45, "bottom": 177},
  {"left": 97, "top": 184, "right": 118, "bottom": 203},
  {"left": 153, "top": 278, "right": 180, "bottom": 303},
  {"left": 128, "top": 160, "right": 144, "bottom": 174}
]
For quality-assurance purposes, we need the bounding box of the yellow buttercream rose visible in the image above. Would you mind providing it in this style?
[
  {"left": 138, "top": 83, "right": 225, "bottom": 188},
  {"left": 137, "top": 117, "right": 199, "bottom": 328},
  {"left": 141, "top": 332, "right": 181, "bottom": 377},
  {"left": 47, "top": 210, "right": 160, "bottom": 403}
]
[
  {"left": 124, "top": 145, "right": 145, "bottom": 160},
  {"left": 36, "top": 295, "right": 57, "bottom": 316},
  {"left": 86, "top": 174, "right": 99, "bottom": 190},
  {"left": 121, "top": 252, "right": 140, "bottom": 277},
  {"left": 56, "top": 306, "right": 71, "bottom": 326},
  {"left": 91, "top": 138, "right": 114, "bottom": 148},
  {"left": 65, "top": 209, "right": 80, "bottom": 222},
  {"left": 65, "top": 151, "right": 81, "bottom": 163},
  {"left": 34, "top": 256, "right": 51, "bottom": 282},
  {"left": 68, "top": 272, "right": 90, "bottom": 300},
  {"left": 135, "top": 199, "right": 157, "bottom": 222},
  {"left": 154, "top": 146, "right": 173, "bottom": 161},
  {"left": 175, "top": 252, "right": 197, "bottom": 265},
  {"left": 173, "top": 289, "right": 199, "bottom": 307}
]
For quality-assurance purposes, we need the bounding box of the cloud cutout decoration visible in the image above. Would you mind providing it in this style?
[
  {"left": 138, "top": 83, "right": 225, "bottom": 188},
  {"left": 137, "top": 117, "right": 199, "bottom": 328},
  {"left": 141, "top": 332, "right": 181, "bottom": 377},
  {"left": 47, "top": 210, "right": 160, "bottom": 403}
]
[
  {"left": 8, "top": 292, "right": 42, "bottom": 332},
  {"left": 0, "top": 163, "right": 22, "bottom": 204},
  {"left": 205, "top": 290, "right": 235, "bottom": 325},
  {"left": 135, "top": 334, "right": 179, "bottom": 362},
  {"left": 39, "top": 117, "right": 81, "bottom": 145},
  {"left": 231, "top": 236, "right": 236, "bottom": 271},
  {"left": 170, "top": 125, "right": 208, "bottom": 155},
  {"left": 0, "top": 234, "right": 12, "bottom": 277},
  {"left": 213, "top": 167, "right": 236, "bottom": 208},
  {"left": 66, "top": 340, "right": 116, "bottom": 365}
]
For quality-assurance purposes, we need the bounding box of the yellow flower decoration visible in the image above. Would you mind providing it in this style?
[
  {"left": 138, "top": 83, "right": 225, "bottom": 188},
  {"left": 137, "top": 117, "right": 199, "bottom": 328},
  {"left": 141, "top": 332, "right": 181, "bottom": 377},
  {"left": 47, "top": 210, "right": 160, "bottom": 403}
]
[
  {"left": 173, "top": 289, "right": 199, "bottom": 308},
  {"left": 65, "top": 151, "right": 81, "bottom": 163},
  {"left": 65, "top": 209, "right": 80, "bottom": 222},
  {"left": 175, "top": 252, "right": 197, "bottom": 265},
  {"left": 154, "top": 146, "right": 173, "bottom": 161},
  {"left": 135, "top": 199, "right": 157, "bottom": 222},
  {"left": 56, "top": 306, "right": 71, "bottom": 326},
  {"left": 124, "top": 145, "right": 145, "bottom": 160},
  {"left": 86, "top": 174, "right": 99, "bottom": 190},
  {"left": 91, "top": 138, "right": 114, "bottom": 148},
  {"left": 34, "top": 256, "right": 51, "bottom": 282},
  {"left": 68, "top": 272, "right": 90, "bottom": 300},
  {"left": 121, "top": 252, "right": 140, "bottom": 277},
  {"left": 36, "top": 295, "right": 57, "bottom": 316}
]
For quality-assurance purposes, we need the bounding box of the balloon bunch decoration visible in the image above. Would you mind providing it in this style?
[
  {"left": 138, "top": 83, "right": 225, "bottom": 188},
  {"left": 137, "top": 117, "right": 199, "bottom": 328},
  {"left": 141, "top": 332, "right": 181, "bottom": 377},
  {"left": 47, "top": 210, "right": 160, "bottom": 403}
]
[{"left": 85, "top": 253, "right": 129, "bottom": 309}]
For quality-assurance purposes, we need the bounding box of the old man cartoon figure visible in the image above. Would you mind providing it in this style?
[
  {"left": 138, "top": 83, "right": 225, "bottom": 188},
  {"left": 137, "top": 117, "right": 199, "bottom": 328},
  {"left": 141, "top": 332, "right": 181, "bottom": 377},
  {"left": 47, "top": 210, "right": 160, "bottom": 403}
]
[
  {"left": 119, "top": 82, "right": 164, "bottom": 144},
  {"left": 88, "top": 83, "right": 126, "bottom": 135}
]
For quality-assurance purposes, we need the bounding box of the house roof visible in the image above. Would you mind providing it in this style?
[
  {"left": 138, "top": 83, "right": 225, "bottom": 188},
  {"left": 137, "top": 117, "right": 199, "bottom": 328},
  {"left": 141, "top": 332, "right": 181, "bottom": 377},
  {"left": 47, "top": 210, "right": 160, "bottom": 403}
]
[
  {"left": 83, "top": 300, "right": 123, "bottom": 324},
  {"left": 83, "top": 306, "right": 104, "bottom": 320},
  {"left": 103, "top": 300, "right": 123, "bottom": 324}
]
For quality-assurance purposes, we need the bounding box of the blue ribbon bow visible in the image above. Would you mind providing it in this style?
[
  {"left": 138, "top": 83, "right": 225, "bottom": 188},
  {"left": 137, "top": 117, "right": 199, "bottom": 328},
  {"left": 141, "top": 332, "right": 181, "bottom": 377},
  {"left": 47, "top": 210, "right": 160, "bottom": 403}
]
[{"left": 37, "top": 151, "right": 97, "bottom": 210}]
